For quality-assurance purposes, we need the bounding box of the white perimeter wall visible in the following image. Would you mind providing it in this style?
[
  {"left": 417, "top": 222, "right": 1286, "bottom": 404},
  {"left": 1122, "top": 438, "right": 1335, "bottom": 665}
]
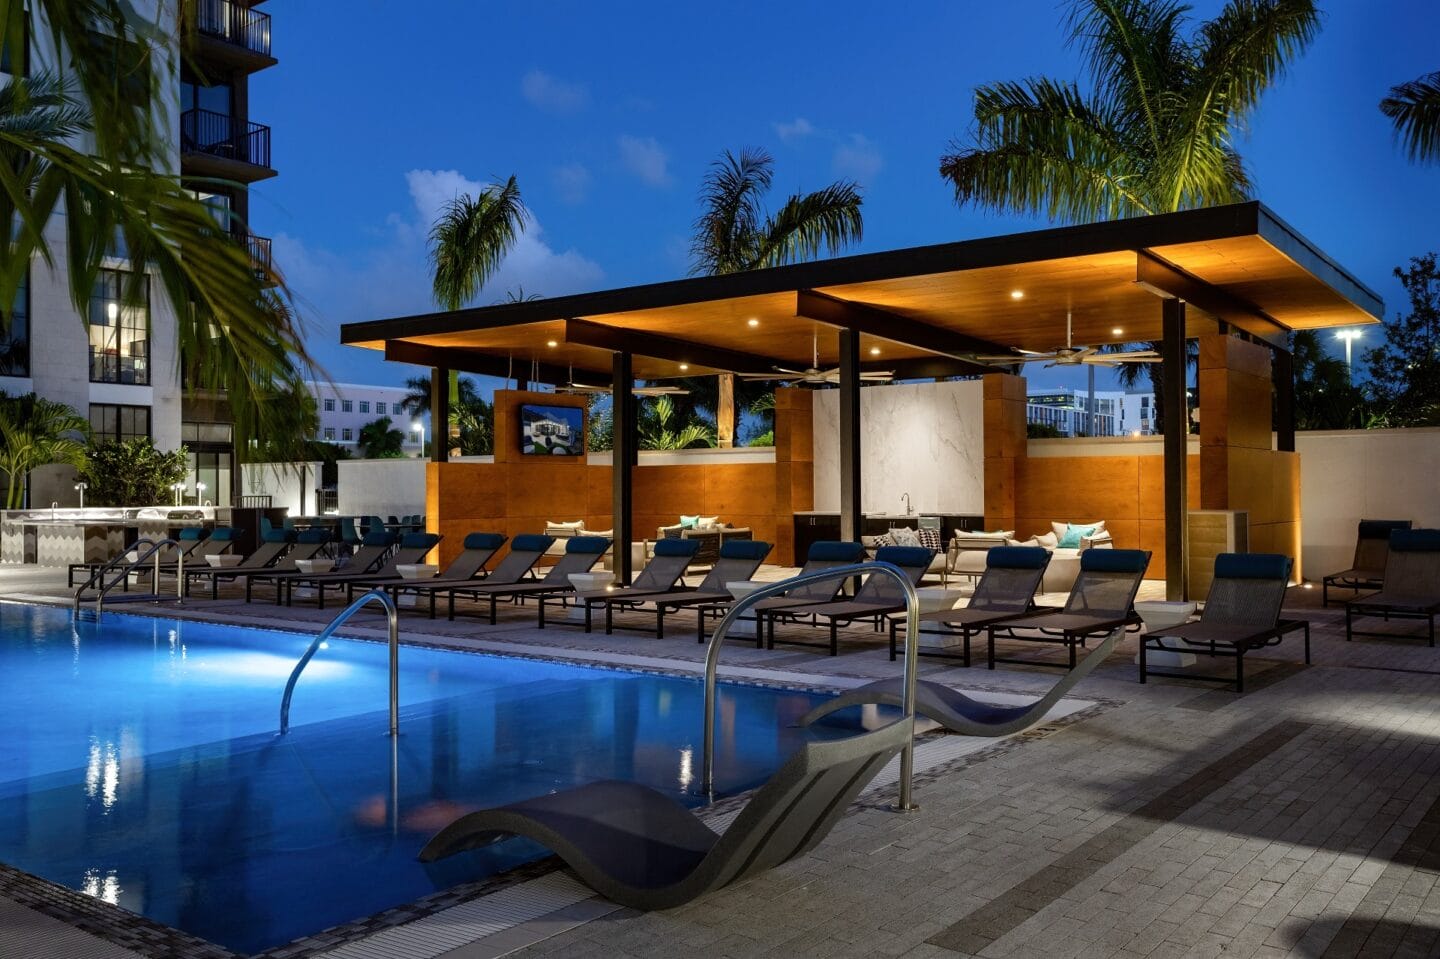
[
  {"left": 1296, "top": 428, "right": 1440, "bottom": 578},
  {"left": 240, "top": 462, "right": 322, "bottom": 515},
  {"left": 337, "top": 459, "right": 427, "bottom": 519},
  {"left": 812, "top": 379, "right": 985, "bottom": 515}
]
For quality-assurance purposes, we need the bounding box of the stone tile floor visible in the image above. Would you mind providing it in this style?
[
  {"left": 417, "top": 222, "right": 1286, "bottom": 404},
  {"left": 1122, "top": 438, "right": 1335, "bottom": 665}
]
[{"left": 4, "top": 566, "right": 1440, "bottom": 958}]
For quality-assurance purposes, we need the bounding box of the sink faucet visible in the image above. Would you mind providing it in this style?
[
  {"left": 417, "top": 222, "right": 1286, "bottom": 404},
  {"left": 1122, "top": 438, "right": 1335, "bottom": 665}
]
[
  {"left": 50, "top": 502, "right": 58, "bottom": 521},
  {"left": 901, "top": 492, "right": 912, "bottom": 515}
]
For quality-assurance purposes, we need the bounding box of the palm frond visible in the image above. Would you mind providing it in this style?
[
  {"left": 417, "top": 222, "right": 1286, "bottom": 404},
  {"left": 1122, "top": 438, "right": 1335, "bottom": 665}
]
[
  {"left": 1382, "top": 70, "right": 1440, "bottom": 164},
  {"left": 428, "top": 175, "right": 527, "bottom": 311},
  {"left": 1195, "top": 0, "right": 1321, "bottom": 123},
  {"left": 753, "top": 181, "right": 863, "bottom": 269},
  {"left": 1067, "top": 0, "right": 1191, "bottom": 152},
  {"left": 690, "top": 148, "right": 772, "bottom": 275},
  {"left": 0, "top": 71, "right": 91, "bottom": 139}
]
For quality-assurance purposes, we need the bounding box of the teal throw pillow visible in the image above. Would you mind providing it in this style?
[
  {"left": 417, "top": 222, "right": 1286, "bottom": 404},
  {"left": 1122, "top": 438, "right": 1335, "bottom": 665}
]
[
  {"left": 1058, "top": 523, "right": 1098, "bottom": 549},
  {"left": 679, "top": 514, "right": 699, "bottom": 529}
]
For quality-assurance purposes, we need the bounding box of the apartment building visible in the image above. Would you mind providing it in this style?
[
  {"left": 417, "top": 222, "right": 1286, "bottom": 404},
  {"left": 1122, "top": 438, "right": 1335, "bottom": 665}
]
[
  {"left": 0, "top": 1, "right": 277, "bottom": 506},
  {"left": 307, "top": 382, "right": 427, "bottom": 456}
]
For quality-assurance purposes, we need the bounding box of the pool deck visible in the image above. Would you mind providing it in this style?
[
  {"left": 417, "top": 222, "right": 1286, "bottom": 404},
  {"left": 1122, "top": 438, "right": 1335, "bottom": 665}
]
[{"left": 4, "top": 566, "right": 1440, "bottom": 959}]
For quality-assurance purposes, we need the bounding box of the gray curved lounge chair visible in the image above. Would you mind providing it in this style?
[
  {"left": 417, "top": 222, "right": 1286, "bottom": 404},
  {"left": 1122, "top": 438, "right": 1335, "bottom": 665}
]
[
  {"left": 799, "top": 626, "right": 1122, "bottom": 735},
  {"left": 418, "top": 717, "right": 913, "bottom": 911}
]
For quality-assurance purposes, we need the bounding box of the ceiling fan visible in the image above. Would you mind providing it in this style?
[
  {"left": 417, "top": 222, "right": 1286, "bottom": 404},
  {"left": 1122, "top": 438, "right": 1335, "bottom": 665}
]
[
  {"left": 554, "top": 368, "right": 689, "bottom": 398},
  {"left": 972, "top": 312, "right": 1160, "bottom": 368},
  {"left": 737, "top": 333, "right": 893, "bottom": 386}
]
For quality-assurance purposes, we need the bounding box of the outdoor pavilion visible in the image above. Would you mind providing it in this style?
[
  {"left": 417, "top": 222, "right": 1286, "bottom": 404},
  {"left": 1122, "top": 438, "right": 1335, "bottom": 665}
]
[{"left": 341, "top": 202, "right": 1383, "bottom": 600}]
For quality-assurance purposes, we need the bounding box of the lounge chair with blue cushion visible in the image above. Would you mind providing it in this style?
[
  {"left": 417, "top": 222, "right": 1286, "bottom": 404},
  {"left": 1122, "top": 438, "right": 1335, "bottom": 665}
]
[
  {"left": 447, "top": 536, "right": 611, "bottom": 623},
  {"left": 402, "top": 534, "right": 552, "bottom": 619},
  {"left": 1345, "top": 529, "right": 1440, "bottom": 647},
  {"left": 986, "top": 548, "right": 1150, "bottom": 670},
  {"left": 233, "top": 530, "right": 331, "bottom": 601},
  {"left": 246, "top": 531, "right": 397, "bottom": 604},
  {"left": 286, "top": 532, "right": 439, "bottom": 608},
  {"left": 181, "top": 528, "right": 293, "bottom": 598},
  {"left": 578, "top": 540, "right": 774, "bottom": 636},
  {"left": 353, "top": 532, "right": 507, "bottom": 606},
  {"left": 888, "top": 546, "right": 1053, "bottom": 666},
  {"left": 536, "top": 537, "right": 700, "bottom": 629},
  {"left": 694, "top": 541, "right": 866, "bottom": 644},
  {"left": 1141, "top": 552, "right": 1309, "bottom": 692},
  {"left": 765, "top": 546, "right": 935, "bottom": 656},
  {"left": 1323, "top": 519, "right": 1412, "bottom": 607},
  {"left": 417, "top": 717, "right": 912, "bottom": 911}
]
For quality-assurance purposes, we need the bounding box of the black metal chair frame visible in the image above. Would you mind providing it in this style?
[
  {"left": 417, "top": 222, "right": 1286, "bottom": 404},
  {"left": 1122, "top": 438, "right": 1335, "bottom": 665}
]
[{"left": 1140, "top": 620, "right": 1311, "bottom": 692}]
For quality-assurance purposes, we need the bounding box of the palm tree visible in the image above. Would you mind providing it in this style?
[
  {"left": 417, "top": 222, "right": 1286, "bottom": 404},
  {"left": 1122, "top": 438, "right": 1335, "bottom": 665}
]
[
  {"left": 639, "top": 395, "right": 715, "bottom": 451},
  {"left": 940, "top": 0, "right": 1319, "bottom": 431},
  {"left": 400, "top": 374, "right": 494, "bottom": 455},
  {"left": 429, "top": 176, "right": 528, "bottom": 311},
  {"left": 357, "top": 417, "right": 406, "bottom": 459},
  {"left": 0, "top": 8, "right": 314, "bottom": 457},
  {"left": 0, "top": 393, "right": 89, "bottom": 508},
  {"left": 691, "top": 148, "right": 864, "bottom": 445},
  {"left": 1382, "top": 70, "right": 1440, "bottom": 164}
]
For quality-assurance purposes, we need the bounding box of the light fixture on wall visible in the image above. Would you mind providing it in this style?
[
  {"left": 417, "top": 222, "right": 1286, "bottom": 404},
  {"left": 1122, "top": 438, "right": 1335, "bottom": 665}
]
[
  {"left": 73, "top": 482, "right": 87, "bottom": 509},
  {"left": 869, "top": 347, "right": 881, "bottom": 356}
]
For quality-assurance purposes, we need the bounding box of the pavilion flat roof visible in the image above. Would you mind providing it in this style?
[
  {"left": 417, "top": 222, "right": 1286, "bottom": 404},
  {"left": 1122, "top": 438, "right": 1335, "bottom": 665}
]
[{"left": 341, "top": 202, "right": 1384, "bottom": 384}]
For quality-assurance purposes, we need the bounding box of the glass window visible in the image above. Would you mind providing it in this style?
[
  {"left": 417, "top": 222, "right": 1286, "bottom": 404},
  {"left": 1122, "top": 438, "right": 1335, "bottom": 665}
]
[
  {"left": 181, "top": 79, "right": 233, "bottom": 116},
  {"left": 359, "top": 401, "right": 370, "bottom": 414},
  {"left": 187, "top": 449, "right": 231, "bottom": 508},
  {"left": 341, "top": 428, "right": 353, "bottom": 441},
  {"left": 375, "top": 401, "right": 387, "bottom": 415},
  {"left": 323, "top": 427, "right": 335, "bottom": 441},
  {"left": 341, "top": 399, "right": 353, "bottom": 413},
  {"left": 181, "top": 421, "right": 233, "bottom": 445},
  {"left": 89, "top": 404, "right": 151, "bottom": 443},
  {"left": 0, "top": 270, "right": 29, "bottom": 377},
  {"left": 322, "top": 398, "right": 334, "bottom": 412},
  {"left": 89, "top": 270, "right": 149, "bottom": 384}
]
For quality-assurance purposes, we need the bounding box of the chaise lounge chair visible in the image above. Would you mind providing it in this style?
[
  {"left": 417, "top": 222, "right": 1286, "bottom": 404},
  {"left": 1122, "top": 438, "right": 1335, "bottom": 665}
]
[
  {"left": 229, "top": 530, "right": 331, "bottom": 601},
  {"left": 1140, "top": 553, "right": 1309, "bottom": 692},
  {"left": 986, "top": 549, "right": 1151, "bottom": 670},
  {"left": 402, "top": 534, "right": 552, "bottom": 619},
  {"left": 631, "top": 540, "right": 774, "bottom": 638},
  {"left": 764, "top": 546, "right": 935, "bottom": 657},
  {"left": 536, "top": 537, "right": 701, "bottom": 630},
  {"left": 887, "top": 546, "right": 1053, "bottom": 666},
  {"left": 286, "top": 532, "right": 440, "bottom": 608},
  {"left": 1322, "top": 519, "right": 1412, "bottom": 607},
  {"left": 68, "top": 527, "right": 210, "bottom": 588},
  {"left": 694, "top": 541, "right": 866, "bottom": 644},
  {"left": 417, "top": 716, "right": 913, "bottom": 910},
  {"left": 246, "top": 531, "right": 397, "bottom": 604},
  {"left": 446, "top": 535, "right": 611, "bottom": 623},
  {"left": 352, "top": 532, "right": 507, "bottom": 607},
  {"left": 180, "top": 528, "right": 293, "bottom": 599},
  {"left": 1345, "top": 529, "right": 1440, "bottom": 647}
]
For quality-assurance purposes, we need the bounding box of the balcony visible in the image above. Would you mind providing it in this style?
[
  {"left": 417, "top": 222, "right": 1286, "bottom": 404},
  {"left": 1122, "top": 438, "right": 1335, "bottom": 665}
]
[
  {"left": 180, "top": 108, "right": 275, "bottom": 182},
  {"left": 194, "top": 0, "right": 275, "bottom": 69},
  {"left": 246, "top": 233, "right": 276, "bottom": 285}
]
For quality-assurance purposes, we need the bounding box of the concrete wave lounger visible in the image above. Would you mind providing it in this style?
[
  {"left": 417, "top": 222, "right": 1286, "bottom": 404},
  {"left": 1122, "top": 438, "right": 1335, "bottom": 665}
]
[{"left": 418, "top": 717, "right": 912, "bottom": 911}]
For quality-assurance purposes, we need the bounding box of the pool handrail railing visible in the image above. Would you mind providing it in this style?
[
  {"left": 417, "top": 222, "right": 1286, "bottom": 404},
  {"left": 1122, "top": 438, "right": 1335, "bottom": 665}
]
[
  {"left": 702, "top": 560, "right": 921, "bottom": 811},
  {"left": 279, "top": 588, "right": 400, "bottom": 736},
  {"left": 72, "top": 537, "right": 180, "bottom": 617}
]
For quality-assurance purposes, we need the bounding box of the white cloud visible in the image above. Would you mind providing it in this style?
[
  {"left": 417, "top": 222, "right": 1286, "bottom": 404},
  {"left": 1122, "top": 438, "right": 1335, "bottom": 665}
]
[
  {"left": 617, "top": 135, "right": 672, "bottom": 187},
  {"left": 276, "top": 169, "right": 604, "bottom": 381},
  {"left": 520, "top": 69, "right": 589, "bottom": 114},
  {"left": 832, "top": 133, "right": 883, "bottom": 183},
  {"left": 773, "top": 117, "right": 815, "bottom": 144},
  {"left": 551, "top": 162, "right": 591, "bottom": 205}
]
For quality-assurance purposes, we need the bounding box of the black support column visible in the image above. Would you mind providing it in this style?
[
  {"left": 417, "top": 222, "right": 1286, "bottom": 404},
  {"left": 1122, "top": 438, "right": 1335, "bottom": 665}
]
[
  {"left": 1275, "top": 348, "right": 1295, "bottom": 453},
  {"left": 430, "top": 367, "right": 449, "bottom": 463},
  {"left": 1161, "top": 300, "right": 1188, "bottom": 600},
  {"left": 611, "top": 352, "right": 636, "bottom": 585},
  {"left": 838, "top": 329, "right": 862, "bottom": 544}
]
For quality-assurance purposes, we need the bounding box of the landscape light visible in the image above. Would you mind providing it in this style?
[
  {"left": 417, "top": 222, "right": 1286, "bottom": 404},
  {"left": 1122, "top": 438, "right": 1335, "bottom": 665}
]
[{"left": 1334, "top": 329, "right": 1362, "bottom": 382}]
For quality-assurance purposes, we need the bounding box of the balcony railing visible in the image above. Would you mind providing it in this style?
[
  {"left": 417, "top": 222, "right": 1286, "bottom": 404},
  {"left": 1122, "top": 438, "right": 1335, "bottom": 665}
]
[
  {"left": 195, "top": 0, "right": 272, "bottom": 57},
  {"left": 246, "top": 234, "right": 272, "bottom": 273},
  {"left": 181, "top": 108, "right": 271, "bottom": 169}
]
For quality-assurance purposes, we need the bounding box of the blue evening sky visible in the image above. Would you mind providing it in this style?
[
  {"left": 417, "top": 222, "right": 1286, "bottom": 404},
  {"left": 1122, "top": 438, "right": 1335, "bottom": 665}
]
[{"left": 252, "top": 0, "right": 1440, "bottom": 395}]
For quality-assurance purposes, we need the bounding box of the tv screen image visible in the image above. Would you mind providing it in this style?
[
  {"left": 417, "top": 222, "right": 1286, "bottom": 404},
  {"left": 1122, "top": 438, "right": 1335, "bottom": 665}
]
[{"left": 520, "top": 404, "right": 585, "bottom": 456}]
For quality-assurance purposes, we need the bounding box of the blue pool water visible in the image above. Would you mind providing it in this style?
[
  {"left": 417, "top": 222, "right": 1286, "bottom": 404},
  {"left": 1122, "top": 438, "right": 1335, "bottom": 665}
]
[{"left": 0, "top": 602, "right": 836, "bottom": 954}]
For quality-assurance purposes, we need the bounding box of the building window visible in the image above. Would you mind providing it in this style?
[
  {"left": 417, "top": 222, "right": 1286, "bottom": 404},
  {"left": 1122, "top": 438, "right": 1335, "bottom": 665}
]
[
  {"left": 341, "top": 399, "right": 353, "bottom": 413},
  {"left": 89, "top": 404, "right": 151, "bottom": 443},
  {"left": 323, "top": 398, "right": 334, "bottom": 412},
  {"left": 181, "top": 78, "right": 233, "bottom": 116},
  {"left": 359, "top": 400, "right": 370, "bottom": 414},
  {"left": 89, "top": 270, "right": 149, "bottom": 384},
  {"left": 0, "top": 269, "right": 29, "bottom": 377},
  {"left": 323, "top": 427, "right": 335, "bottom": 441},
  {"left": 375, "top": 401, "right": 387, "bottom": 415},
  {"left": 181, "top": 421, "right": 233, "bottom": 446},
  {"left": 341, "top": 428, "right": 353, "bottom": 441}
]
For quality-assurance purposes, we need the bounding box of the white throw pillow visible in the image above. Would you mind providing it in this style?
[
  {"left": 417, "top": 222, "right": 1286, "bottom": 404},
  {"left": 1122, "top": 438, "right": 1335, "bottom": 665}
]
[
  {"left": 547, "top": 519, "right": 585, "bottom": 532},
  {"left": 1037, "top": 531, "right": 1059, "bottom": 549},
  {"left": 889, "top": 526, "right": 922, "bottom": 548},
  {"left": 1006, "top": 537, "right": 1041, "bottom": 548},
  {"left": 698, "top": 515, "right": 720, "bottom": 529},
  {"left": 1051, "top": 520, "right": 1105, "bottom": 538}
]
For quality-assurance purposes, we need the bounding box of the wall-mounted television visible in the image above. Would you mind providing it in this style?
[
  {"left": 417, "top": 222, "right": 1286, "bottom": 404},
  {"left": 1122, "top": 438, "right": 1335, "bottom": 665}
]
[{"left": 520, "top": 404, "right": 585, "bottom": 456}]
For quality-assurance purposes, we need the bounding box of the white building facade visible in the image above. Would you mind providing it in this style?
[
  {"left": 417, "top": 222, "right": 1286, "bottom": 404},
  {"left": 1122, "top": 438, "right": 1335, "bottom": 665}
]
[
  {"left": 306, "top": 382, "right": 428, "bottom": 456},
  {"left": 1026, "top": 387, "right": 1158, "bottom": 437}
]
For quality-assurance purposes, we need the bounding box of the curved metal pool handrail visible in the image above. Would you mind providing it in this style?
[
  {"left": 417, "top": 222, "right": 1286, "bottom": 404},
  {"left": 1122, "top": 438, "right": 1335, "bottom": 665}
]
[
  {"left": 702, "top": 560, "right": 921, "bottom": 810},
  {"left": 72, "top": 538, "right": 177, "bottom": 617},
  {"left": 280, "top": 588, "right": 400, "bottom": 736}
]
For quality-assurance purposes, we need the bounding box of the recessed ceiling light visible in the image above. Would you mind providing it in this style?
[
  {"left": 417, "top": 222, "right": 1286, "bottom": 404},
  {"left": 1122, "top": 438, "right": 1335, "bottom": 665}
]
[
  {"left": 546, "top": 339, "right": 558, "bottom": 347},
  {"left": 747, "top": 318, "right": 760, "bottom": 327},
  {"left": 1010, "top": 290, "right": 1024, "bottom": 300},
  {"left": 869, "top": 347, "right": 881, "bottom": 356},
  {"left": 1112, "top": 327, "right": 1124, "bottom": 336},
  {"left": 679, "top": 363, "right": 689, "bottom": 371}
]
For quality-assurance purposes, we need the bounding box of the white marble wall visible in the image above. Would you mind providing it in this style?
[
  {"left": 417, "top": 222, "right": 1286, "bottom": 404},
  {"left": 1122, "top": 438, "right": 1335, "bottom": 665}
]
[{"left": 812, "top": 380, "right": 985, "bottom": 515}]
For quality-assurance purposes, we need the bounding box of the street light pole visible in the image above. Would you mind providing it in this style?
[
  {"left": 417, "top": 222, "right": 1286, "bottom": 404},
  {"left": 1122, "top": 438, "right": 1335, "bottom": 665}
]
[
  {"left": 1335, "top": 329, "right": 1362, "bottom": 384},
  {"left": 412, "top": 422, "right": 425, "bottom": 458}
]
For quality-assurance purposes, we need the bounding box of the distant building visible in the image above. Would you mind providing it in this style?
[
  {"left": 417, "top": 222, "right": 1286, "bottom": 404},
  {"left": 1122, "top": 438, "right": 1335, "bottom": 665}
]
[
  {"left": 1026, "top": 387, "right": 1158, "bottom": 437},
  {"left": 305, "top": 382, "right": 427, "bottom": 456}
]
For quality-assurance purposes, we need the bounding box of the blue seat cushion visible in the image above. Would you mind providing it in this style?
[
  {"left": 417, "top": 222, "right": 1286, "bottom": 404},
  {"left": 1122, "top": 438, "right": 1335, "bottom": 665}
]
[
  {"left": 511, "top": 534, "right": 555, "bottom": 553},
  {"left": 1214, "top": 553, "right": 1291, "bottom": 580},
  {"left": 361, "top": 531, "right": 398, "bottom": 547},
  {"left": 463, "top": 533, "right": 506, "bottom": 550},
  {"left": 1081, "top": 549, "right": 1151, "bottom": 574},
  {"left": 986, "top": 546, "right": 1048, "bottom": 569},
  {"left": 875, "top": 546, "right": 933, "bottom": 569},
  {"left": 653, "top": 538, "right": 702, "bottom": 558},
  {"left": 720, "top": 540, "right": 773, "bottom": 561},
  {"left": 808, "top": 541, "right": 865, "bottom": 562},
  {"left": 566, "top": 536, "right": 611, "bottom": 554},
  {"left": 401, "top": 532, "right": 441, "bottom": 549},
  {"left": 296, "top": 529, "right": 330, "bottom": 544},
  {"left": 1391, "top": 529, "right": 1440, "bottom": 552}
]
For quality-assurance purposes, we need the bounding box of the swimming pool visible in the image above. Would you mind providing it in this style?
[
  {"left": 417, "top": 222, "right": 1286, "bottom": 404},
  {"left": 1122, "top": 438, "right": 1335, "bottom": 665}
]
[{"left": 0, "top": 602, "right": 836, "bottom": 954}]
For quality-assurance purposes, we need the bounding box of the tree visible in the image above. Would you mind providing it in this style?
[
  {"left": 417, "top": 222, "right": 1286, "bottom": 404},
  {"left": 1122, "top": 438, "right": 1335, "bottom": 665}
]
[
  {"left": 1289, "top": 330, "right": 1370, "bottom": 429},
  {"left": 401, "top": 374, "right": 494, "bottom": 455},
  {"left": 1381, "top": 70, "right": 1440, "bottom": 164},
  {"left": 940, "top": 0, "right": 1319, "bottom": 432},
  {"left": 1364, "top": 253, "right": 1440, "bottom": 427},
  {"left": 691, "top": 147, "right": 864, "bottom": 445},
  {"left": 638, "top": 395, "right": 715, "bottom": 450},
  {"left": 0, "top": 392, "right": 88, "bottom": 508},
  {"left": 357, "top": 417, "right": 406, "bottom": 459},
  {"left": 77, "top": 438, "right": 188, "bottom": 507},
  {"left": 429, "top": 176, "right": 527, "bottom": 311},
  {"left": 0, "top": 6, "right": 314, "bottom": 453}
]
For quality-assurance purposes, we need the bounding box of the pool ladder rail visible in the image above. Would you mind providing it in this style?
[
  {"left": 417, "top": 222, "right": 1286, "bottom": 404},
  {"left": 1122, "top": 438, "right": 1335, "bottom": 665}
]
[
  {"left": 72, "top": 538, "right": 185, "bottom": 618},
  {"left": 701, "top": 560, "right": 923, "bottom": 811},
  {"left": 279, "top": 588, "right": 400, "bottom": 737}
]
